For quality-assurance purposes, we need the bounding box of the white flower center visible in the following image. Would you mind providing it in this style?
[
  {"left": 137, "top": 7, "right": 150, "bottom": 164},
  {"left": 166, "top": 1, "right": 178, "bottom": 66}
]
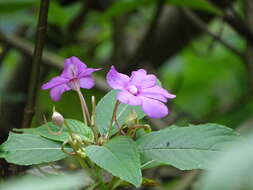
[
  {"left": 68, "top": 78, "right": 80, "bottom": 91},
  {"left": 128, "top": 85, "right": 138, "bottom": 95}
]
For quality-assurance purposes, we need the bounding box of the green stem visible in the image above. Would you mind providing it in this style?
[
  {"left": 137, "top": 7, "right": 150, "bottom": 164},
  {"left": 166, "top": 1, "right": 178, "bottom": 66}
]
[
  {"left": 107, "top": 100, "right": 120, "bottom": 139},
  {"left": 76, "top": 89, "right": 89, "bottom": 125},
  {"left": 21, "top": 0, "right": 50, "bottom": 128},
  {"left": 91, "top": 96, "right": 99, "bottom": 142}
]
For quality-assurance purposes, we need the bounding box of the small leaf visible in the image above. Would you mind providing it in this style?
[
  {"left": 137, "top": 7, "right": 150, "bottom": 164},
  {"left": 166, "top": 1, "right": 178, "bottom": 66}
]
[
  {"left": 96, "top": 90, "right": 145, "bottom": 136},
  {"left": 137, "top": 123, "right": 239, "bottom": 170},
  {"left": 86, "top": 136, "right": 142, "bottom": 187},
  {"left": 2, "top": 133, "right": 71, "bottom": 165},
  {"left": 17, "top": 119, "right": 94, "bottom": 143}
]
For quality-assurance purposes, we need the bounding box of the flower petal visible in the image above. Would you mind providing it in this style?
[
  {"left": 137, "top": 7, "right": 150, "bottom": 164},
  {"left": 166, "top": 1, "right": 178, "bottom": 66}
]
[
  {"left": 140, "top": 96, "right": 168, "bottom": 118},
  {"left": 41, "top": 76, "right": 69, "bottom": 90},
  {"left": 139, "top": 92, "right": 167, "bottom": 102},
  {"left": 106, "top": 66, "right": 130, "bottom": 90},
  {"left": 50, "top": 84, "right": 71, "bottom": 101},
  {"left": 117, "top": 90, "right": 142, "bottom": 106},
  {"left": 141, "top": 85, "right": 176, "bottom": 99},
  {"left": 130, "top": 69, "right": 157, "bottom": 88},
  {"left": 79, "top": 77, "right": 95, "bottom": 89},
  {"left": 61, "top": 56, "right": 87, "bottom": 78},
  {"left": 78, "top": 68, "right": 102, "bottom": 78}
]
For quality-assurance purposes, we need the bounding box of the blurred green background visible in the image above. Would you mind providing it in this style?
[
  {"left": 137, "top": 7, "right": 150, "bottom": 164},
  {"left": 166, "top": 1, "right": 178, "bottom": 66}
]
[{"left": 0, "top": 0, "right": 252, "bottom": 189}]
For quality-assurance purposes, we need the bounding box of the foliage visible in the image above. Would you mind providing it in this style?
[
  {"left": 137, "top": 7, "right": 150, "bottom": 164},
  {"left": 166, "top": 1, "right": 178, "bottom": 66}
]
[
  {"left": 0, "top": 0, "right": 251, "bottom": 189},
  {"left": 0, "top": 90, "right": 239, "bottom": 187},
  {"left": 137, "top": 123, "right": 239, "bottom": 170}
]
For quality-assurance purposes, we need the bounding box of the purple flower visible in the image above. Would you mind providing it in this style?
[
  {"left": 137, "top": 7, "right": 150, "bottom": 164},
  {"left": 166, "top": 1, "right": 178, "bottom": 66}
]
[
  {"left": 42, "top": 56, "right": 101, "bottom": 101},
  {"left": 106, "top": 66, "right": 176, "bottom": 119}
]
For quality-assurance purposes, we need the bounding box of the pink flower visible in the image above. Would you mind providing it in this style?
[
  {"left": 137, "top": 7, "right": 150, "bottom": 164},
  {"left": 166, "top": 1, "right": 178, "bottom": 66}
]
[
  {"left": 106, "top": 66, "right": 176, "bottom": 118},
  {"left": 42, "top": 56, "right": 101, "bottom": 101}
]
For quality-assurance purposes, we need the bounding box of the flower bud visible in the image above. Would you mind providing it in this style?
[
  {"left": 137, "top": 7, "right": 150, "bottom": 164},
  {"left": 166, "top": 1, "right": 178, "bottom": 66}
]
[
  {"left": 72, "top": 133, "right": 83, "bottom": 145},
  {"left": 77, "top": 149, "right": 87, "bottom": 159},
  {"left": 98, "top": 136, "right": 107, "bottom": 145},
  {"left": 52, "top": 110, "right": 64, "bottom": 127}
]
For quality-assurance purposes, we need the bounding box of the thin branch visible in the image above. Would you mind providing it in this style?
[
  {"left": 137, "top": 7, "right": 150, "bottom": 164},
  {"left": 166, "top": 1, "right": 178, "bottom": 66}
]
[
  {"left": 182, "top": 8, "right": 245, "bottom": 58},
  {"left": 223, "top": 8, "right": 253, "bottom": 45},
  {"left": 208, "top": 0, "right": 253, "bottom": 45},
  {"left": 0, "top": 26, "right": 28, "bottom": 65},
  {"left": 21, "top": 0, "right": 50, "bottom": 128}
]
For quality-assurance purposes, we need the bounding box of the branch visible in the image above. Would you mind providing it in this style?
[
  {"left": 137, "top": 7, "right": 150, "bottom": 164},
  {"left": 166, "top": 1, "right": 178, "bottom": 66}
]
[
  {"left": 223, "top": 9, "right": 253, "bottom": 45},
  {"left": 22, "top": 0, "right": 50, "bottom": 128},
  {"left": 182, "top": 8, "right": 244, "bottom": 58}
]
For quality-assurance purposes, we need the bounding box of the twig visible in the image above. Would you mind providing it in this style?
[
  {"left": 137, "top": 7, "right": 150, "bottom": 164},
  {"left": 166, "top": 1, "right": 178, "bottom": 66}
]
[
  {"left": 223, "top": 8, "right": 253, "bottom": 45},
  {"left": 21, "top": 0, "right": 50, "bottom": 128},
  {"left": 182, "top": 8, "right": 244, "bottom": 58}
]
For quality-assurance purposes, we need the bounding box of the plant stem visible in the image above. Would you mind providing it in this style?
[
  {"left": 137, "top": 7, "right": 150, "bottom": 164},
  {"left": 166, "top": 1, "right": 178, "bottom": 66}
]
[
  {"left": 76, "top": 89, "right": 91, "bottom": 125},
  {"left": 107, "top": 100, "right": 120, "bottom": 139},
  {"left": 91, "top": 96, "right": 99, "bottom": 142},
  {"left": 21, "top": 0, "right": 50, "bottom": 128}
]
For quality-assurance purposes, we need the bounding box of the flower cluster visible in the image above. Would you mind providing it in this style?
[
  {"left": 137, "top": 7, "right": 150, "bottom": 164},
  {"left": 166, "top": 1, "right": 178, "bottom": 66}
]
[{"left": 42, "top": 56, "right": 176, "bottom": 119}]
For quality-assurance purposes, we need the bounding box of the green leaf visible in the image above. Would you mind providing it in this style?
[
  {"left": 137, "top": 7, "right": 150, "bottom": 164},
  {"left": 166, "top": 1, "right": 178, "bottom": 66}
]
[
  {"left": 0, "top": 172, "right": 90, "bottom": 190},
  {"left": 86, "top": 136, "right": 142, "bottom": 187},
  {"left": 137, "top": 123, "right": 239, "bottom": 170},
  {"left": 0, "top": 0, "right": 38, "bottom": 13},
  {"left": 17, "top": 119, "right": 94, "bottom": 143},
  {"left": 96, "top": 90, "right": 145, "bottom": 136},
  {"left": 167, "top": 0, "right": 222, "bottom": 15},
  {"left": 2, "top": 133, "right": 71, "bottom": 165},
  {"left": 199, "top": 134, "right": 253, "bottom": 190}
]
